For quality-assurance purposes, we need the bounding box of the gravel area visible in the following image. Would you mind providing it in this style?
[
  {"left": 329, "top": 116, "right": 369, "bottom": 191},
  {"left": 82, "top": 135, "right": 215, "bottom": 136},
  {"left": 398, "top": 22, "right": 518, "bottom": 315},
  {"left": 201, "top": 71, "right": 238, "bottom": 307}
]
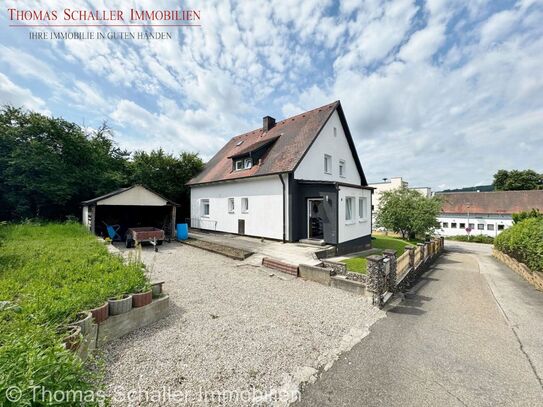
[{"left": 104, "top": 242, "right": 383, "bottom": 406}]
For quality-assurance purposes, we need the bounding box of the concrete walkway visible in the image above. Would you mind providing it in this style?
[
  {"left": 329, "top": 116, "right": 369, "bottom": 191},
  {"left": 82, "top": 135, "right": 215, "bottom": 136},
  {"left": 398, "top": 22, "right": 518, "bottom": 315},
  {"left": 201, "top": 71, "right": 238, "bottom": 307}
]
[
  {"left": 188, "top": 230, "right": 329, "bottom": 266},
  {"left": 294, "top": 241, "right": 543, "bottom": 406}
]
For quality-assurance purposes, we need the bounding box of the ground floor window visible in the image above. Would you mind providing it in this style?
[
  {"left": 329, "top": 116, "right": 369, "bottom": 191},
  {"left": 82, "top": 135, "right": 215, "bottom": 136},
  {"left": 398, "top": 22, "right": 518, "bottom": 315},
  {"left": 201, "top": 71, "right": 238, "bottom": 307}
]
[
  {"left": 241, "top": 197, "right": 249, "bottom": 213},
  {"left": 345, "top": 197, "right": 355, "bottom": 222},
  {"left": 487, "top": 224, "right": 495, "bottom": 231},
  {"left": 442, "top": 222, "right": 449, "bottom": 228},
  {"left": 468, "top": 223, "right": 474, "bottom": 229},
  {"left": 498, "top": 224, "right": 505, "bottom": 230},
  {"left": 478, "top": 224, "right": 484, "bottom": 230},
  {"left": 459, "top": 223, "right": 466, "bottom": 229},
  {"left": 228, "top": 198, "right": 234, "bottom": 213},
  {"left": 451, "top": 223, "right": 457, "bottom": 228},
  {"left": 358, "top": 197, "right": 367, "bottom": 221},
  {"left": 201, "top": 199, "right": 210, "bottom": 216}
]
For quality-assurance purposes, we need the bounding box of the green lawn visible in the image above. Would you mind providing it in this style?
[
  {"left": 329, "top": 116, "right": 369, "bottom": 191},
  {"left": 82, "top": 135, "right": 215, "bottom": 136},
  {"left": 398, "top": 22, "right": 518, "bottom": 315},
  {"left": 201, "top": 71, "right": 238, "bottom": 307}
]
[
  {"left": 340, "top": 236, "right": 419, "bottom": 274},
  {"left": 341, "top": 256, "right": 368, "bottom": 273},
  {"left": 0, "top": 222, "right": 148, "bottom": 405}
]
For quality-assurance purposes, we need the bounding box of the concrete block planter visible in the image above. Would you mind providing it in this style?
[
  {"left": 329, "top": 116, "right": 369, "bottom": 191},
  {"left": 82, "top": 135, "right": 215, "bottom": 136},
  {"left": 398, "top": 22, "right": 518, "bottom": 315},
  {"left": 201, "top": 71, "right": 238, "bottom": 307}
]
[
  {"left": 151, "top": 281, "right": 165, "bottom": 298},
  {"left": 58, "top": 325, "right": 81, "bottom": 351},
  {"left": 69, "top": 311, "right": 93, "bottom": 335},
  {"left": 108, "top": 295, "right": 133, "bottom": 316},
  {"left": 132, "top": 290, "right": 153, "bottom": 308},
  {"left": 90, "top": 302, "right": 109, "bottom": 324}
]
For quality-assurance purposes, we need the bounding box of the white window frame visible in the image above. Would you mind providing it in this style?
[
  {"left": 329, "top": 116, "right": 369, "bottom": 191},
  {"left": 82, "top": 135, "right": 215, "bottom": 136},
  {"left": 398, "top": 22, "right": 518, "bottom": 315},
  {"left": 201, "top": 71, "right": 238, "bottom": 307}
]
[
  {"left": 201, "top": 199, "right": 210, "bottom": 217},
  {"left": 228, "top": 198, "right": 235, "bottom": 213},
  {"left": 477, "top": 224, "right": 484, "bottom": 230},
  {"left": 358, "top": 197, "right": 367, "bottom": 222},
  {"left": 339, "top": 160, "right": 346, "bottom": 178},
  {"left": 235, "top": 160, "right": 243, "bottom": 171},
  {"left": 345, "top": 197, "right": 355, "bottom": 224},
  {"left": 244, "top": 158, "right": 252, "bottom": 169},
  {"left": 241, "top": 197, "right": 249, "bottom": 213},
  {"left": 324, "top": 154, "right": 332, "bottom": 174}
]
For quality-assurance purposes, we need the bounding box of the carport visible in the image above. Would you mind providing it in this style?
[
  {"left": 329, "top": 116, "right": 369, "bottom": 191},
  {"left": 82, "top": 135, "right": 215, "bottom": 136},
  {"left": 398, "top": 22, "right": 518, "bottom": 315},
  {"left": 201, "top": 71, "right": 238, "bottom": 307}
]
[{"left": 81, "top": 185, "right": 178, "bottom": 239}]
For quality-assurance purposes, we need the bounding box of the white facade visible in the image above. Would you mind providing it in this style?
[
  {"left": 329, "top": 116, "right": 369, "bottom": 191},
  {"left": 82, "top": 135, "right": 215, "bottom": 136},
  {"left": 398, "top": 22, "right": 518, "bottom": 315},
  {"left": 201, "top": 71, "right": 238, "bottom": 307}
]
[
  {"left": 294, "top": 111, "right": 361, "bottom": 185},
  {"left": 338, "top": 186, "right": 372, "bottom": 243},
  {"left": 190, "top": 175, "right": 286, "bottom": 240},
  {"left": 435, "top": 213, "right": 512, "bottom": 238}
]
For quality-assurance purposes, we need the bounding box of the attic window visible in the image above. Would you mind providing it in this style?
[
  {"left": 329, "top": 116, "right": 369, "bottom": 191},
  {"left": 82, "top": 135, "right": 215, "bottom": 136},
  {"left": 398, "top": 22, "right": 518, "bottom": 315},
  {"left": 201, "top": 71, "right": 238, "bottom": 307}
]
[
  {"left": 235, "top": 160, "right": 244, "bottom": 170},
  {"left": 244, "top": 158, "right": 252, "bottom": 169},
  {"left": 236, "top": 140, "right": 244, "bottom": 146}
]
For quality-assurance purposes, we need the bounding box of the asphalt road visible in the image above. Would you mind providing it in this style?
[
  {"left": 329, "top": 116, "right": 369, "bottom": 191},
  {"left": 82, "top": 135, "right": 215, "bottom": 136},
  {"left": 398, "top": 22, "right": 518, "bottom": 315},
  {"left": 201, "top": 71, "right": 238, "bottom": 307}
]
[{"left": 294, "top": 241, "right": 543, "bottom": 406}]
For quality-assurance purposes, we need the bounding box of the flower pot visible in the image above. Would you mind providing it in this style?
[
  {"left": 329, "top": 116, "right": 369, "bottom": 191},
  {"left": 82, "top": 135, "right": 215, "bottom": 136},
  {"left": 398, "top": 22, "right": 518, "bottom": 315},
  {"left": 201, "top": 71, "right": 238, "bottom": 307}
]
[
  {"left": 90, "top": 302, "right": 109, "bottom": 324},
  {"left": 69, "top": 311, "right": 93, "bottom": 335},
  {"left": 151, "top": 281, "right": 164, "bottom": 298},
  {"left": 58, "top": 325, "right": 81, "bottom": 351},
  {"left": 132, "top": 290, "right": 153, "bottom": 307},
  {"left": 108, "top": 295, "right": 133, "bottom": 315}
]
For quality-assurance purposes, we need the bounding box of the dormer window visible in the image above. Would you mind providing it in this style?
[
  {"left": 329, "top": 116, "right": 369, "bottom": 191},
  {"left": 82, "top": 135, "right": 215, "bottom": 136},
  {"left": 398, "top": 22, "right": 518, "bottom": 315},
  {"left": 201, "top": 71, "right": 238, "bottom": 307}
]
[
  {"left": 235, "top": 160, "right": 244, "bottom": 171},
  {"left": 244, "top": 158, "right": 252, "bottom": 169}
]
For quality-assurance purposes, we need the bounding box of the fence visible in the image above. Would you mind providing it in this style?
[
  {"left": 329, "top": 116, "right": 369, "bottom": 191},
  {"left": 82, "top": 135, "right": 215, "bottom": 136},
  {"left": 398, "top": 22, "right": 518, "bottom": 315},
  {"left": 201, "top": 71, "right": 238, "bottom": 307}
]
[{"left": 366, "top": 237, "right": 445, "bottom": 307}]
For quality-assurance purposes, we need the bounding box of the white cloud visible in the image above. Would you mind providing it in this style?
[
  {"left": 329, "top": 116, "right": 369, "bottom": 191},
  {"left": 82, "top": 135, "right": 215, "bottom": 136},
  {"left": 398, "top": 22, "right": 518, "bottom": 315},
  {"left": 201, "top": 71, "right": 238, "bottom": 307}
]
[{"left": 0, "top": 73, "right": 49, "bottom": 114}]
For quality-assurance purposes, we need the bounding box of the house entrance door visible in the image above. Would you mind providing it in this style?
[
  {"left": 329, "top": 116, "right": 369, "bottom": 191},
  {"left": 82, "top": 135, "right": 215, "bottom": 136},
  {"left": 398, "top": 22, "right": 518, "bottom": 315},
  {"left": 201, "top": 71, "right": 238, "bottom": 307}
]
[{"left": 307, "top": 198, "right": 324, "bottom": 240}]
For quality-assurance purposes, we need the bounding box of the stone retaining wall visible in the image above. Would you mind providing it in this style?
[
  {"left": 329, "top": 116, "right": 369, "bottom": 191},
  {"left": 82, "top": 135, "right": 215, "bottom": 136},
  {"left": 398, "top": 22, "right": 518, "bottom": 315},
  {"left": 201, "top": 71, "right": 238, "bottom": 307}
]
[{"left": 493, "top": 249, "right": 543, "bottom": 292}]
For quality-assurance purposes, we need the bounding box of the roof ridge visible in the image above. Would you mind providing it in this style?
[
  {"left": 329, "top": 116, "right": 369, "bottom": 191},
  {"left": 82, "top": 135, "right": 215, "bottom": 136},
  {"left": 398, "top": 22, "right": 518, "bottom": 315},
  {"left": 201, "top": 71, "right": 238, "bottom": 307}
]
[{"left": 232, "top": 100, "right": 339, "bottom": 140}]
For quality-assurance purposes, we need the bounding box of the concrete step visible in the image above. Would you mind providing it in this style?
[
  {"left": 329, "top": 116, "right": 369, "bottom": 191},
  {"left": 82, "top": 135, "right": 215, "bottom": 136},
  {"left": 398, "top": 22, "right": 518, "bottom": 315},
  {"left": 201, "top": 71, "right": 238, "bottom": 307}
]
[{"left": 299, "top": 239, "right": 326, "bottom": 246}]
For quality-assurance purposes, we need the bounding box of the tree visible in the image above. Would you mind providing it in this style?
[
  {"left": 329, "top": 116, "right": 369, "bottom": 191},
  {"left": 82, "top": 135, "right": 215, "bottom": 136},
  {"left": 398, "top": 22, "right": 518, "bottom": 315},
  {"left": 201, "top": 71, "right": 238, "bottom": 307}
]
[
  {"left": 493, "top": 169, "right": 542, "bottom": 191},
  {"left": 128, "top": 149, "right": 204, "bottom": 219},
  {"left": 376, "top": 187, "right": 442, "bottom": 239},
  {"left": 0, "top": 107, "right": 129, "bottom": 220}
]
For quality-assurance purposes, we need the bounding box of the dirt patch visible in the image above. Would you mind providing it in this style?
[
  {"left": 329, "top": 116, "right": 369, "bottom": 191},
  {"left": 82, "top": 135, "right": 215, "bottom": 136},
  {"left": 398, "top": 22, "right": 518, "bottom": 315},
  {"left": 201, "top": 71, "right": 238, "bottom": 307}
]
[{"left": 182, "top": 238, "right": 253, "bottom": 260}]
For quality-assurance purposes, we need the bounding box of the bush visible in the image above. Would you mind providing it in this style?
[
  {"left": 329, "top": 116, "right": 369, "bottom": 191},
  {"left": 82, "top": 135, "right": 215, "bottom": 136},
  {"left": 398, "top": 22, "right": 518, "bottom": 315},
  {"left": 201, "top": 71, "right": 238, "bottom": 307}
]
[
  {"left": 495, "top": 218, "right": 543, "bottom": 272},
  {"left": 512, "top": 209, "right": 542, "bottom": 224},
  {"left": 0, "top": 222, "right": 148, "bottom": 405},
  {"left": 446, "top": 235, "right": 495, "bottom": 244}
]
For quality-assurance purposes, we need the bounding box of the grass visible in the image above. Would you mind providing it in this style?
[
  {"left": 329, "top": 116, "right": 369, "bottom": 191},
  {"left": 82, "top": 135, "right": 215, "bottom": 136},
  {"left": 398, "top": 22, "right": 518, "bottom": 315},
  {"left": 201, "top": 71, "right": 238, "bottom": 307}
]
[
  {"left": 341, "top": 257, "right": 368, "bottom": 273},
  {"left": 0, "top": 222, "right": 148, "bottom": 405},
  {"left": 340, "top": 236, "right": 420, "bottom": 274}
]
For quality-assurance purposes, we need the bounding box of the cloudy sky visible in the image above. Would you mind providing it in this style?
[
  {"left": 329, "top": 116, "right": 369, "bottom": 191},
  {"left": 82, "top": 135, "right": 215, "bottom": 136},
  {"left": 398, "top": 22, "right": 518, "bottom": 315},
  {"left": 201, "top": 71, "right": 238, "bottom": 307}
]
[{"left": 1, "top": 0, "right": 542, "bottom": 190}]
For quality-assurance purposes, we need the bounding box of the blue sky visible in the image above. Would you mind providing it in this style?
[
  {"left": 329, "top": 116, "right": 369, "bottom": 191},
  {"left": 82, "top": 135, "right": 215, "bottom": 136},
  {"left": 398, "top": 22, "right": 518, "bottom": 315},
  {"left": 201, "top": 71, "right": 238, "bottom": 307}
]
[{"left": 1, "top": 0, "right": 542, "bottom": 190}]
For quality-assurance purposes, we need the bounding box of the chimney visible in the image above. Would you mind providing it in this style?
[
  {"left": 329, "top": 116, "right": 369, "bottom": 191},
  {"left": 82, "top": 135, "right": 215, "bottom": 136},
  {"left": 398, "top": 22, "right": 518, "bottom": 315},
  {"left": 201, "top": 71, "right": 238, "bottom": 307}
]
[{"left": 263, "top": 116, "right": 275, "bottom": 132}]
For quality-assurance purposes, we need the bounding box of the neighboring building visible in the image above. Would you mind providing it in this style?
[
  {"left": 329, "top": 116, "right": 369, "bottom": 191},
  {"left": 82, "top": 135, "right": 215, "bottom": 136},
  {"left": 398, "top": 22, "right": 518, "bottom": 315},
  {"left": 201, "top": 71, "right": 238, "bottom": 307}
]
[
  {"left": 187, "top": 101, "right": 373, "bottom": 254},
  {"left": 369, "top": 177, "right": 432, "bottom": 224},
  {"left": 436, "top": 190, "right": 543, "bottom": 238}
]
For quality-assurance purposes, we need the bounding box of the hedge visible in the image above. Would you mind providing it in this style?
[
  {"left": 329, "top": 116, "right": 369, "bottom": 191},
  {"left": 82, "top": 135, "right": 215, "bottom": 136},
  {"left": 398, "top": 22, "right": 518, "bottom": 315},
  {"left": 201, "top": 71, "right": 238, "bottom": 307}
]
[{"left": 494, "top": 218, "right": 543, "bottom": 272}]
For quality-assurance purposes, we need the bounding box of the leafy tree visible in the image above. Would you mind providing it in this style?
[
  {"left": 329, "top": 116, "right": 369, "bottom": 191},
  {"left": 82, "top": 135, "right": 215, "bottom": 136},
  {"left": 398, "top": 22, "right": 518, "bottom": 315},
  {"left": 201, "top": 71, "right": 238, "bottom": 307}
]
[
  {"left": 493, "top": 169, "right": 542, "bottom": 191},
  {"left": 0, "top": 107, "right": 129, "bottom": 220},
  {"left": 376, "top": 187, "right": 442, "bottom": 239},
  {"left": 128, "top": 149, "right": 204, "bottom": 219}
]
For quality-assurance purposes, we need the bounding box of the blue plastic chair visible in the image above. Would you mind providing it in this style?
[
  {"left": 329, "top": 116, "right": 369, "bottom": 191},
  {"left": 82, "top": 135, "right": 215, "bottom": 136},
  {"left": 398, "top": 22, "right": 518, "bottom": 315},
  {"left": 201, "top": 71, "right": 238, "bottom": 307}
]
[{"left": 106, "top": 224, "right": 122, "bottom": 241}]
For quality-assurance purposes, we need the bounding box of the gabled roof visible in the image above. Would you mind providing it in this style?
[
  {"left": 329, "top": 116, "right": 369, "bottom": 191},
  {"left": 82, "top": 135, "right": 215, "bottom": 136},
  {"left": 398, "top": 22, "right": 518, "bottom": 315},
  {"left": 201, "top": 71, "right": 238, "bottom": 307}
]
[
  {"left": 187, "top": 101, "right": 368, "bottom": 186},
  {"left": 81, "top": 184, "right": 178, "bottom": 206},
  {"left": 440, "top": 190, "right": 543, "bottom": 214}
]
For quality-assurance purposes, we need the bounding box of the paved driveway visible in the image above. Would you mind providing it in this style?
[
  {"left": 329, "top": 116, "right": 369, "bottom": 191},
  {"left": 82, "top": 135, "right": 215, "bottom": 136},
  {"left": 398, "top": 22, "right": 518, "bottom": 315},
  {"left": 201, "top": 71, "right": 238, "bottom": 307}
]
[{"left": 294, "top": 241, "right": 543, "bottom": 406}]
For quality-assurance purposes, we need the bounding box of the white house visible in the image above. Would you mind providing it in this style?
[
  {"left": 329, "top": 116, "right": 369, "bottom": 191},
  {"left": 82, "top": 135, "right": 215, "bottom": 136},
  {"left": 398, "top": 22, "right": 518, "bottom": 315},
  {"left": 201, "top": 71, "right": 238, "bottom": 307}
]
[
  {"left": 436, "top": 190, "right": 543, "bottom": 238},
  {"left": 187, "top": 101, "right": 373, "bottom": 254},
  {"left": 369, "top": 176, "right": 432, "bottom": 225}
]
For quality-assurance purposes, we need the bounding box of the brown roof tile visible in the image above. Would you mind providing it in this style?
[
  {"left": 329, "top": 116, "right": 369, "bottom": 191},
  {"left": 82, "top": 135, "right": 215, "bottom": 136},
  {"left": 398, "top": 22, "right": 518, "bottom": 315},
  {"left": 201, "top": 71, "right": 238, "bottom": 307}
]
[
  {"left": 188, "top": 101, "right": 355, "bottom": 185},
  {"left": 440, "top": 190, "right": 543, "bottom": 214}
]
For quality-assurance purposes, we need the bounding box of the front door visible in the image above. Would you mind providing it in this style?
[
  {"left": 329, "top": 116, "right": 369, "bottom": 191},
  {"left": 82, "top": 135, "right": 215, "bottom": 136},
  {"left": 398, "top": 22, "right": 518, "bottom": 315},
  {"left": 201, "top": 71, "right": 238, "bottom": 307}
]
[{"left": 307, "top": 198, "right": 324, "bottom": 240}]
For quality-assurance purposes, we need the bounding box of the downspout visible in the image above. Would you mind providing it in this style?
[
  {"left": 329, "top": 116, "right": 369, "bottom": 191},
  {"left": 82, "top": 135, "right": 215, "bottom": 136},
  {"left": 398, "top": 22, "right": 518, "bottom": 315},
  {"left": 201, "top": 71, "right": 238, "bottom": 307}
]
[{"left": 279, "top": 174, "right": 286, "bottom": 243}]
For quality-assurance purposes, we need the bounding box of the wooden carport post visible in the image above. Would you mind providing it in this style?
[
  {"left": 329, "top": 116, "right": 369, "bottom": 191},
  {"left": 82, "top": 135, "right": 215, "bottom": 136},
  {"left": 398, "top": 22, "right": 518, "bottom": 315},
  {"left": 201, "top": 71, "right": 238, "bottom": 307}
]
[
  {"left": 90, "top": 205, "right": 96, "bottom": 234},
  {"left": 170, "top": 205, "right": 177, "bottom": 240}
]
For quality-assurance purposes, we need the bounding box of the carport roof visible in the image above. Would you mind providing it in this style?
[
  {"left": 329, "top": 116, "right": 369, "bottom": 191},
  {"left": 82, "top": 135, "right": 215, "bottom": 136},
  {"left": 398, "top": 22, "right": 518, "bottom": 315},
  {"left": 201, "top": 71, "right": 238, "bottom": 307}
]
[{"left": 81, "top": 185, "right": 178, "bottom": 206}]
